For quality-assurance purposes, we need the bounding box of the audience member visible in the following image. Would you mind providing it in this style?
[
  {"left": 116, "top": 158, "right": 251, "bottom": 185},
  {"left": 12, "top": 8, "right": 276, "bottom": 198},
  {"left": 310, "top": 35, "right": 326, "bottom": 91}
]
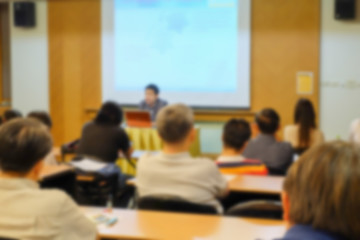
[
  {"left": 3, "top": 109, "right": 22, "bottom": 122},
  {"left": 77, "top": 101, "right": 132, "bottom": 163},
  {"left": 243, "top": 108, "right": 293, "bottom": 175},
  {"left": 284, "top": 99, "right": 324, "bottom": 154},
  {"left": 28, "top": 111, "right": 58, "bottom": 165},
  {"left": 137, "top": 104, "right": 228, "bottom": 213},
  {"left": 349, "top": 118, "right": 360, "bottom": 145},
  {"left": 281, "top": 141, "right": 360, "bottom": 240},
  {"left": 216, "top": 118, "right": 268, "bottom": 175},
  {"left": 0, "top": 119, "right": 97, "bottom": 239},
  {"left": 139, "top": 83, "right": 168, "bottom": 121}
]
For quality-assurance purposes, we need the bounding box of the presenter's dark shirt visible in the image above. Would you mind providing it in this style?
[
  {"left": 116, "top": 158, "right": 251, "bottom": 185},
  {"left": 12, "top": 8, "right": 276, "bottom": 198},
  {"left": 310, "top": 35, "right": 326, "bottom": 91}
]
[
  {"left": 139, "top": 98, "right": 168, "bottom": 121},
  {"left": 281, "top": 225, "right": 346, "bottom": 240},
  {"left": 77, "top": 121, "right": 130, "bottom": 163},
  {"left": 243, "top": 134, "right": 293, "bottom": 175}
]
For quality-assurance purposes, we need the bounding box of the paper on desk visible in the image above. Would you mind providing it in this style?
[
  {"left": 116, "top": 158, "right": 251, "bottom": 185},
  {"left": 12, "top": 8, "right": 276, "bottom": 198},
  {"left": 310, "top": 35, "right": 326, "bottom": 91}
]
[
  {"left": 69, "top": 159, "right": 107, "bottom": 172},
  {"left": 223, "top": 174, "right": 237, "bottom": 182},
  {"left": 131, "top": 150, "right": 159, "bottom": 159}
]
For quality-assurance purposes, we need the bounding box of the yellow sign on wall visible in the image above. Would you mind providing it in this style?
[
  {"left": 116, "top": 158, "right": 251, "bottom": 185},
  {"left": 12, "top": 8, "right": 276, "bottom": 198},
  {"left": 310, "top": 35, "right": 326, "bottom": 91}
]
[{"left": 297, "top": 72, "right": 313, "bottom": 94}]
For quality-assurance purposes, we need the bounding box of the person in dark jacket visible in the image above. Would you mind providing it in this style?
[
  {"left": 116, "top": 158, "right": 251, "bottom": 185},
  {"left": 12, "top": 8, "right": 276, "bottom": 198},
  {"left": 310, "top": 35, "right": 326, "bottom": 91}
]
[
  {"left": 243, "top": 108, "right": 293, "bottom": 175},
  {"left": 77, "top": 101, "right": 132, "bottom": 163}
]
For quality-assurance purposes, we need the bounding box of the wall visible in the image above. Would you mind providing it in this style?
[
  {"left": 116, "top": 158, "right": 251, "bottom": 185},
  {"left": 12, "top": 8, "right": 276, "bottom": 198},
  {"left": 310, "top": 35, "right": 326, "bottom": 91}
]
[
  {"left": 0, "top": 5, "right": 2, "bottom": 96},
  {"left": 48, "top": 0, "right": 321, "bottom": 152},
  {"left": 48, "top": 0, "right": 101, "bottom": 146},
  {"left": 200, "top": 0, "right": 321, "bottom": 153},
  {"left": 251, "top": 0, "right": 320, "bottom": 131},
  {"left": 9, "top": 0, "right": 49, "bottom": 114},
  {"left": 320, "top": 0, "right": 360, "bottom": 140}
]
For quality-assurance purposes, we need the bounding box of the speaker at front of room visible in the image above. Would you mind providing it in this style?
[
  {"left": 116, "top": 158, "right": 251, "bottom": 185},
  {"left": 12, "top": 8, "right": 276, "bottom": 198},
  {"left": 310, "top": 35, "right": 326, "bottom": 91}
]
[{"left": 14, "top": 2, "right": 36, "bottom": 27}]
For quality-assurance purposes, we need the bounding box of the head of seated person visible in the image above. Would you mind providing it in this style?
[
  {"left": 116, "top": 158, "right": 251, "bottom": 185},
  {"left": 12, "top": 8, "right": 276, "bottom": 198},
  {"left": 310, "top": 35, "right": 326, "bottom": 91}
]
[
  {"left": 156, "top": 104, "right": 195, "bottom": 154},
  {"left": 218, "top": 119, "right": 268, "bottom": 175},
  {"left": 3, "top": 109, "right": 23, "bottom": 123},
  {"left": 28, "top": 111, "right": 53, "bottom": 131},
  {"left": 255, "top": 108, "right": 280, "bottom": 136},
  {"left": 282, "top": 141, "right": 360, "bottom": 240},
  {"left": 145, "top": 83, "right": 160, "bottom": 107},
  {"left": 294, "top": 98, "right": 317, "bottom": 148},
  {"left": 221, "top": 118, "right": 251, "bottom": 157},
  {"left": 95, "top": 101, "right": 123, "bottom": 126},
  {"left": 0, "top": 119, "right": 52, "bottom": 181}
]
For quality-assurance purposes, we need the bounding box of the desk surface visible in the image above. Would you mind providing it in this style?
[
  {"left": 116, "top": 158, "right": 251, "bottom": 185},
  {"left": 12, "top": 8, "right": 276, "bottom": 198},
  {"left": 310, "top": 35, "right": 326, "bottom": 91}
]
[
  {"left": 127, "top": 175, "right": 284, "bottom": 195},
  {"left": 228, "top": 175, "right": 284, "bottom": 194},
  {"left": 39, "top": 164, "right": 73, "bottom": 180},
  {"left": 83, "top": 207, "right": 286, "bottom": 240}
]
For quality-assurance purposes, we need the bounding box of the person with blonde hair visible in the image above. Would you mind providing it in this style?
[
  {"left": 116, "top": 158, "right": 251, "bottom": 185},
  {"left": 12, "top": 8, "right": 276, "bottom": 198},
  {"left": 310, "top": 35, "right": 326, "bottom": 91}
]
[
  {"left": 137, "top": 104, "right": 228, "bottom": 213},
  {"left": 281, "top": 141, "right": 360, "bottom": 240}
]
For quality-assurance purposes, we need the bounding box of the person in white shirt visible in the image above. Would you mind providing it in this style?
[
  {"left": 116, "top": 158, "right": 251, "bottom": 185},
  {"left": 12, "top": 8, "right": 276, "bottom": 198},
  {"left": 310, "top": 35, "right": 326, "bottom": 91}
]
[
  {"left": 284, "top": 98, "right": 324, "bottom": 153},
  {"left": 0, "top": 119, "right": 97, "bottom": 240},
  {"left": 137, "top": 104, "right": 228, "bottom": 213},
  {"left": 349, "top": 118, "right": 360, "bottom": 145}
]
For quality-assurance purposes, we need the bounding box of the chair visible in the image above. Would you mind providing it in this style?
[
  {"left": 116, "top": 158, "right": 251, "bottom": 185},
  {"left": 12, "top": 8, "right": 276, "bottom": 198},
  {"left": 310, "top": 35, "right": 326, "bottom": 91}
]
[
  {"left": 137, "top": 195, "right": 217, "bottom": 215},
  {"left": 226, "top": 200, "right": 283, "bottom": 220},
  {"left": 76, "top": 165, "right": 119, "bottom": 206},
  {"left": 60, "top": 139, "right": 80, "bottom": 162},
  {"left": 40, "top": 169, "right": 77, "bottom": 201},
  {"left": 0, "top": 237, "right": 18, "bottom": 240},
  {"left": 267, "top": 167, "right": 287, "bottom": 176},
  {"left": 293, "top": 147, "right": 308, "bottom": 156}
]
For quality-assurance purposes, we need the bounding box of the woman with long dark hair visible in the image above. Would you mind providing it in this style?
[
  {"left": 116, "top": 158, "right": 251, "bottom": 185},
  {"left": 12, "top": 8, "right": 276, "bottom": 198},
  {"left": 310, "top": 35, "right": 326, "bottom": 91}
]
[
  {"left": 284, "top": 99, "right": 324, "bottom": 153},
  {"left": 77, "top": 101, "right": 132, "bottom": 162}
]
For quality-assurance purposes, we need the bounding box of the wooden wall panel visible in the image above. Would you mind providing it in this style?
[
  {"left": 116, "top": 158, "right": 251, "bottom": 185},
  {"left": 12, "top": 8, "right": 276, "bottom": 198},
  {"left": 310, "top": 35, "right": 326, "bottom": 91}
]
[
  {"left": 251, "top": 0, "right": 320, "bottom": 132},
  {"left": 48, "top": 0, "right": 101, "bottom": 146},
  {"left": 48, "top": 0, "right": 320, "bottom": 145},
  {"left": 0, "top": 7, "right": 2, "bottom": 99},
  {"left": 0, "top": 4, "right": 3, "bottom": 100}
]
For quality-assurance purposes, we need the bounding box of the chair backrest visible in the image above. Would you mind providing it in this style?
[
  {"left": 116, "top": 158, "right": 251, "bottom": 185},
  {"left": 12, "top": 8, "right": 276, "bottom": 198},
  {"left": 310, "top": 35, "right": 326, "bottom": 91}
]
[
  {"left": 40, "top": 170, "right": 77, "bottom": 201},
  {"left": 267, "top": 167, "right": 287, "bottom": 176},
  {"left": 76, "top": 166, "right": 119, "bottom": 206},
  {"left": 226, "top": 200, "right": 283, "bottom": 220},
  {"left": 137, "top": 195, "right": 217, "bottom": 215},
  {"left": 293, "top": 147, "right": 308, "bottom": 156}
]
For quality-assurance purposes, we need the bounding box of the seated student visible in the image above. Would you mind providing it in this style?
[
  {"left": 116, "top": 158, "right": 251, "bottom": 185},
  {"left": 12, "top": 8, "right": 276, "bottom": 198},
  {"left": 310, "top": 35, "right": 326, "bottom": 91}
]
[
  {"left": 0, "top": 119, "right": 97, "bottom": 239},
  {"left": 28, "top": 111, "right": 58, "bottom": 165},
  {"left": 284, "top": 98, "right": 324, "bottom": 154},
  {"left": 77, "top": 101, "right": 132, "bottom": 163},
  {"left": 216, "top": 118, "right": 268, "bottom": 175},
  {"left": 137, "top": 104, "right": 228, "bottom": 213},
  {"left": 281, "top": 141, "right": 360, "bottom": 240},
  {"left": 349, "top": 118, "right": 360, "bottom": 145},
  {"left": 3, "top": 109, "right": 22, "bottom": 122},
  {"left": 139, "top": 83, "right": 168, "bottom": 121},
  {"left": 243, "top": 108, "right": 293, "bottom": 175}
]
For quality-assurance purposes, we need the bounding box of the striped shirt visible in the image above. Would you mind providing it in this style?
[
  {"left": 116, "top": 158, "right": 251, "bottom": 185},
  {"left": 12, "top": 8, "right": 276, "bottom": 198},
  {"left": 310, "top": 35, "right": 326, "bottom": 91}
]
[{"left": 216, "top": 155, "right": 268, "bottom": 175}]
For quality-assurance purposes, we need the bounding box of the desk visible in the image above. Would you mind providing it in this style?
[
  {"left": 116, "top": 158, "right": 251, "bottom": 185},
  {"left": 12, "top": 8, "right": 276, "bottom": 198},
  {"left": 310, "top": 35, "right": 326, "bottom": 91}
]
[
  {"left": 127, "top": 175, "right": 284, "bottom": 195},
  {"left": 40, "top": 164, "right": 74, "bottom": 180},
  {"left": 83, "top": 207, "right": 286, "bottom": 240},
  {"left": 228, "top": 175, "right": 284, "bottom": 195}
]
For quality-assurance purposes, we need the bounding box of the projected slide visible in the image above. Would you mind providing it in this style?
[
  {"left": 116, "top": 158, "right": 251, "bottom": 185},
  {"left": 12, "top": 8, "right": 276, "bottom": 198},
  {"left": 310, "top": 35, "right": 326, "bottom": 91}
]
[
  {"left": 102, "top": 0, "right": 250, "bottom": 108},
  {"left": 114, "top": 0, "right": 238, "bottom": 92}
]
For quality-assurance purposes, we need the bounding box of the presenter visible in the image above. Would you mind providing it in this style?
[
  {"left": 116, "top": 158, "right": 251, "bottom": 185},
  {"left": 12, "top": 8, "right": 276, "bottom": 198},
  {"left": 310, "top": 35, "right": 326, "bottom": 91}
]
[{"left": 139, "top": 84, "right": 168, "bottom": 121}]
